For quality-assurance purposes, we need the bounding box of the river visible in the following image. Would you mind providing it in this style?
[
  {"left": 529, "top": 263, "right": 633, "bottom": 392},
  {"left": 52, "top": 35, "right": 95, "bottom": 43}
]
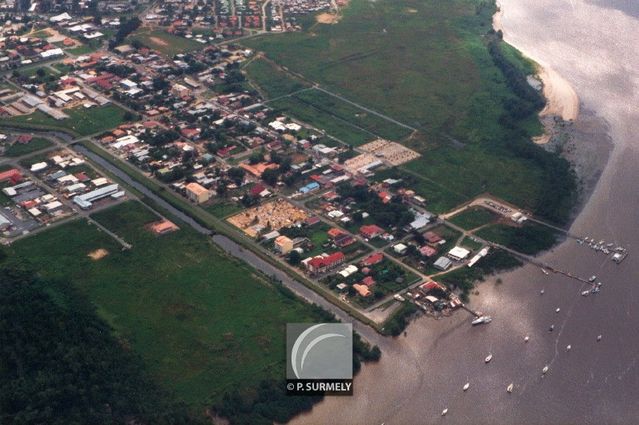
[{"left": 291, "top": 1, "right": 639, "bottom": 424}]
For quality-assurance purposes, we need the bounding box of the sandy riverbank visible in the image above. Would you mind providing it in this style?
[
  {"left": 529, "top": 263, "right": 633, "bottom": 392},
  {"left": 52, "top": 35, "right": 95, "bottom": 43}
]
[{"left": 493, "top": 1, "right": 579, "bottom": 143}]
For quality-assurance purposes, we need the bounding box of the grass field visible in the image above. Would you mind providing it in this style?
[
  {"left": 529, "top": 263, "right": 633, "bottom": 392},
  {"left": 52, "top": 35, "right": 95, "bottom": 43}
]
[
  {"left": 3, "top": 137, "right": 53, "bottom": 157},
  {"left": 460, "top": 236, "right": 483, "bottom": 251},
  {"left": 15, "top": 65, "right": 60, "bottom": 79},
  {"left": 205, "top": 201, "right": 244, "bottom": 218},
  {"left": 241, "top": 0, "right": 577, "bottom": 223},
  {"left": 7, "top": 201, "right": 323, "bottom": 409},
  {"left": 67, "top": 43, "right": 99, "bottom": 55},
  {"left": 5, "top": 105, "right": 131, "bottom": 136},
  {"left": 475, "top": 222, "right": 560, "bottom": 255},
  {"left": 129, "top": 29, "right": 202, "bottom": 57},
  {"left": 449, "top": 207, "right": 498, "bottom": 230}
]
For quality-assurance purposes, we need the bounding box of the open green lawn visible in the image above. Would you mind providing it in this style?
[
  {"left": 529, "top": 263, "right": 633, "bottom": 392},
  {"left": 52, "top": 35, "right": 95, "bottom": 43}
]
[
  {"left": 205, "top": 201, "right": 244, "bottom": 218},
  {"left": 242, "top": 0, "right": 577, "bottom": 223},
  {"left": 244, "top": 57, "right": 310, "bottom": 97},
  {"left": 52, "top": 62, "right": 74, "bottom": 74},
  {"left": 8, "top": 201, "right": 322, "bottom": 408},
  {"left": 129, "top": 29, "right": 202, "bottom": 57},
  {"left": 460, "top": 236, "right": 483, "bottom": 251},
  {"left": 3, "top": 137, "right": 53, "bottom": 157},
  {"left": 475, "top": 222, "right": 561, "bottom": 255},
  {"left": 15, "top": 65, "right": 59, "bottom": 79},
  {"left": 449, "top": 207, "right": 498, "bottom": 230},
  {"left": 5, "top": 104, "right": 131, "bottom": 136},
  {"left": 67, "top": 43, "right": 99, "bottom": 55}
]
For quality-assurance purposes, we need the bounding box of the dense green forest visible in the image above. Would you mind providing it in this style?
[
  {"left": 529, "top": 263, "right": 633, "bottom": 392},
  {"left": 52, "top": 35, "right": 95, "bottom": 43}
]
[{"left": 0, "top": 258, "right": 200, "bottom": 425}]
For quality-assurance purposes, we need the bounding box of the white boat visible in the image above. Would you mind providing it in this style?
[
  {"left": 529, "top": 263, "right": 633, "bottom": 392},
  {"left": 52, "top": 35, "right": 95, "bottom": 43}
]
[
  {"left": 472, "top": 316, "right": 492, "bottom": 326},
  {"left": 549, "top": 325, "right": 554, "bottom": 331},
  {"left": 556, "top": 308, "right": 561, "bottom": 313},
  {"left": 463, "top": 382, "right": 470, "bottom": 391},
  {"left": 566, "top": 345, "right": 572, "bottom": 351},
  {"left": 485, "top": 354, "right": 493, "bottom": 363},
  {"left": 441, "top": 408, "right": 448, "bottom": 416},
  {"left": 542, "top": 365, "right": 549, "bottom": 374},
  {"left": 589, "top": 275, "right": 597, "bottom": 282},
  {"left": 540, "top": 289, "right": 545, "bottom": 295},
  {"left": 541, "top": 268, "right": 549, "bottom": 275},
  {"left": 581, "top": 290, "right": 590, "bottom": 296},
  {"left": 597, "top": 335, "right": 602, "bottom": 341},
  {"left": 507, "top": 383, "right": 514, "bottom": 393},
  {"left": 524, "top": 336, "right": 530, "bottom": 342}
]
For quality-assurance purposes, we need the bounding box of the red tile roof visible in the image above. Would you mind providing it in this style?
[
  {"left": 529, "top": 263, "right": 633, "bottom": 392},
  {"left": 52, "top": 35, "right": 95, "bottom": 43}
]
[
  {"left": 360, "top": 224, "right": 384, "bottom": 238},
  {"left": 308, "top": 252, "right": 345, "bottom": 269},
  {"left": 0, "top": 169, "right": 22, "bottom": 184},
  {"left": 360, "top": 252, "right": 384, "bottom": 267}
]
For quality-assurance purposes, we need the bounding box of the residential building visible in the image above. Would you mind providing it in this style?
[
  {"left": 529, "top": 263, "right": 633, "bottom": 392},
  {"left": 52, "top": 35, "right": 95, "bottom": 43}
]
[
  {"left": 185, "top": 182, "right": 211, "bottom": 204},
  {"left": 433, "top": 256, "right": 452, "bottom": 271},
  {"left": 448, "top": 246, "right": 470, "bottom": 261},
  {"left": 305, "top": 252, "right": 345, "bottom": 274},
  {"left": 359, "top": 224, "right": 384, "bottom": 239},
  {"left": 274, "top": 235, "right": 294, "bottom": 254}
]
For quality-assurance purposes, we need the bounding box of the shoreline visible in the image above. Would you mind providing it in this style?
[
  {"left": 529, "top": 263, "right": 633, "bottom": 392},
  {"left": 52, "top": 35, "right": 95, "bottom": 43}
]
[
  {"left": 493, "top": 1, "right": 580, "bottom": 144},
  {"left": 493, "top": 0, "right": 612, "bottom": 222}
]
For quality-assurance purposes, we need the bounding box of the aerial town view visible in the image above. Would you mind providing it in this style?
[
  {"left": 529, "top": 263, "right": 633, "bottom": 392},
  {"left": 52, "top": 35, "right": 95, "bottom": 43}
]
[{"left": 0, "top": 0, "right": 637, "bottom": 423}]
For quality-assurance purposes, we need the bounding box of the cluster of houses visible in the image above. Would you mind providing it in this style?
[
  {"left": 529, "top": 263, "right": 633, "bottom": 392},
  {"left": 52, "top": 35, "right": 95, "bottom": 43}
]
[
  {"left": 28, "top": 151, "right": 124, "bottom": 210},
  {"left": 0, "top": 167, "right": 71, "bottom": 235},
  {"left": 141, "top": 0, "right": 333, "bottom": 35},
  {"left": 0, "top": 29, "right": 65, "bottom": 70}
]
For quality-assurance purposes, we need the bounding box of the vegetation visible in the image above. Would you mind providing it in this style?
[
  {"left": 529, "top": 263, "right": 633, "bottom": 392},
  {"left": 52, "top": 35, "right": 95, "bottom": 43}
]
[
  {"left": 242, "top": 0, "right": 577, "bottom": 224},
  {"left": 110, "top": 16, "right": 141, "bottom": 48},
  {"left": 0, "top": 263, "right": 197, "bottom": 424},
  {"left": 4, "top": 201, "right": 379, "bottom": 423},
  {"left": 475, "top": 222, "right": 561, "bottom": 255},
  {"left": 5, "top": 105, "right": 132, "bottom": 136},
  {"left": 449, "top": 207, "right": 498, "bottom": 230},
  {"left": 3, "top": 137, "right": 52, "bottom": 157},
  {"left": 460, "top": 236, "right": 483, "bottom": 251},
  {"left": 382, "top": 302, "right": 418, "bottom": 336},
  {"left": 336, "top": 183, "right": 414, "bottom": 228}
]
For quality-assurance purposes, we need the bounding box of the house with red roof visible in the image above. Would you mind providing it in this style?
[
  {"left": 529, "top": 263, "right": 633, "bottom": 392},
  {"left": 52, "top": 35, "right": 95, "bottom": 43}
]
[
  {"left": 419, "top": 245, "right": 437, "bottom": 258},
  {"left": 361, "top": 276, "right": 376, "bottom": 287},
  {"left": 16, "top": 134, "right": 32, "bottom": 144},
  {"left": 378, "top": 191, "right": 392, "bottom": 203},
  {"left": 305, "top": 252, "right": 345, "bottom": 275},
  {"left": 360, "top": 252, "right": 384, "bottom": 267},
  {"left": 180, "top": 128, "right": 200, "bottom": 139},
  {"left": 360, "top": 224, "right": 384, "bottom": 239},
  {"left": 0, "top": 169, "right": 22, "bottom": 184},
  {"left": 249, "top": 183, "right": 267, "bottom": 197}
]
